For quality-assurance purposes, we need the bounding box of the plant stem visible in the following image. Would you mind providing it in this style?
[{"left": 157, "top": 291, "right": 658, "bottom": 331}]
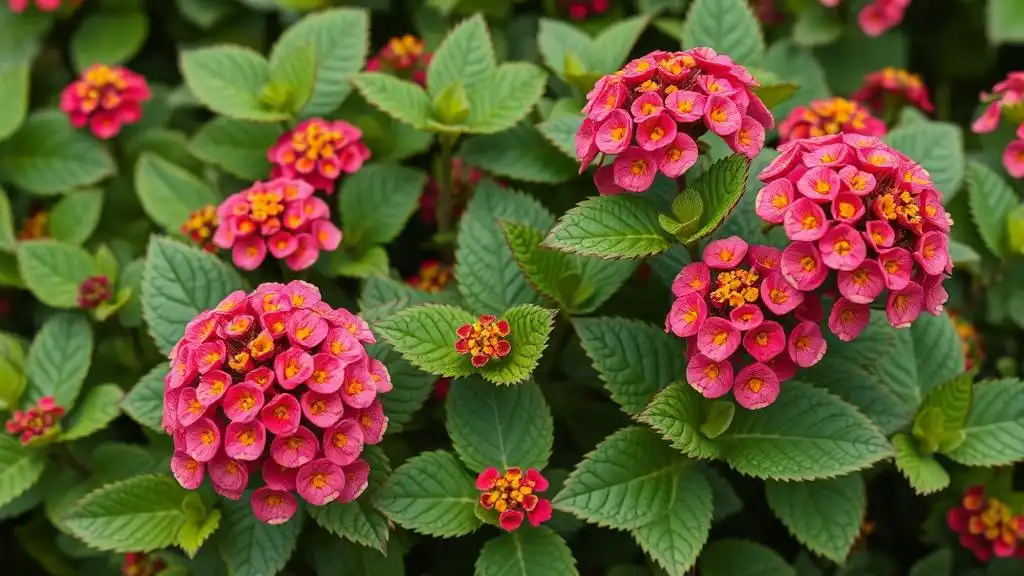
[{"left": 434, "top": 133, "right": 459, "bottom": 259}]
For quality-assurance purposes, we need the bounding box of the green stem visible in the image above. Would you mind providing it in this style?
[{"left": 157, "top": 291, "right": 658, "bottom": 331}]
[
  {"left": 434, "top": 134, "right": 459, "bottom": 260},
  {"left": 936, "top": 80, "right": 952, "bottom": 123},
  {"left": 541, "top": 0, "right": 559, "bottom": 18}
]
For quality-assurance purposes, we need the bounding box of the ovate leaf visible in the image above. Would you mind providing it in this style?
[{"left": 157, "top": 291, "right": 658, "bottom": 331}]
[
  {"left": 135, "top": 154, "right": 219, "bottom": 234},
  {"left": 25, "top": 312, "right": 93, "bottom": 408},
  {"left": 0, "top": 434, "right": 46, "bottom": 508},
  {"left": 369, "top": 340, "right": 436, "bottom": 433},
  {"left": 180, "top": 46, "right": 290, "bottom": 122},
  {"left": 765, "top": 474, "right": 866, "bottom": 563},
  {"left": 682, "top": 154, "right": 750, "bottom": 243},
  {"left": 48, "top": 189, "right": 103, "bottom": 246},
  {"left": 589, "top": 15, "right": 651, "bottom": 74},
  {"left": 908, "top": 549, "right": 954, "bottom": 576},
  {"left": 536, "top": 18, "right": 593, "bottom": 80},
  {"left": 988, "top": 0, "right": 1024, "bottom": 44},
  {"left": 17, "top": 240, "right": 95, "bottom": 308},
  {"left": 339, "top": 163, "right": 428, "bottom": 248},
  {"left": 267, "top": 43, "right": 317, "bottom": 115},
  {"left": 475, "top": 527, "right": 578, "bottom": 576},
  {"left": 350, "top": 72, "right": 431, "bottom": 129},
  {"left": 0, "top": 64, "right": 30, "bottom": 143},
  {"left": 375, "top": 450, "right": 481, "bottom": 538},
  {"left": 966, "top": 160, "right": 1017, "bottom": 259},
  {"left": 892, "top": 433, "right": 950, "bottom": 495},
  {"left": 919, "top": 371, "right": 973, "bottom": 438},
  {"left": 458, "top": 123, "right": 578, "bottom": 184},
  {"left": 375, "top": 304, "right": 476, "bottom": 378},
  {"left": 426, "top": 13, "right": 496, "bottom": 98},
  {"left": 219, "top": 497, "right": 303, "bottom": 576},
  {"left": 190, "top": 117, "right": 281, "bottom": 180},
  {"left": 682, "top": 0, "right": 765, "bottom": 67},
  {"left": 176, "top": 507, "right": 221, "bottom": 559},
  {"left": 699, "top": 539, "right": 796, "bottom": 576},
  {"left": 501, "top": 220, "right": 573, "bottom": 306},
  {"left": 638, "top": 383, "right": 721, "bottom": 459},
  {"left": 69, "top": 11, "right": 148, "bottom": 71},
  {"left": 884, "top": 120, "right": 964, "bottom": 202},
  {"left": 946, "top": 379, "right": 1024, "bottom": 466},
  {"left": 464, "top": 63, "right": 548, "bottom": 135},
  {"left": 630, "top": 465, "right": 713, "bottom": 575},
  {"left": 0, "top": 187, "right": 15, "bottom": 253},
  {"left": 121, "top": 365, "right": 166, "bottom": 433},
  {"left": 59, "top": 384, "right": 124, "bottom": 442},
  {"left": 477, "top": 304, "right": 554, "bottom": 386},
  {"left": 544, "top": 195, "right": 670, "bottom": 259}
]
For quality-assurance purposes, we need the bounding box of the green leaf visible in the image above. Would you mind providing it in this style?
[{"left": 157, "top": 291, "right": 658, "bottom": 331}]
[
  {"left": 908, "top": 548, "right": 954, "bottom": 576},
  {"left": 375, "top": 304, "right": 476, "bottom": 378},
  {"left": 458, "top": 123, "right": 578, "bottom": 184},
  {"left": 752, "top": 82, "right": 800, "bottom": 112},
  {"left": 703, "top": 467, "right": 743, "bottom": 522},
  {"left": 447, "top": 379, "right": 553, "bottom": 472},
  {"left": 455, "top": 181, "right": 555, "bottom": 314},
  {"left": 0, "top": 434, "right": 46, "bottom": 509},
  {"left": 0, "top": 64, "right": 29, "bottom": 142},
  {"left": 59, "top": 384, "right": 123, "bottom": 442},
  {"left": 0, "top": 332, "right": 28, "bottom": 411},
  {"left": 630, "top": 465, "right": 713, "bottom": 575},
  {"left": 340, "top": 91, "right": 434, "bottom": 162},
  {"left": 70, "top": 11, "right": 148, "bottom": 71},
  {"left": 949, "top": 239, "right": 981, "bottom": 265},
  {"left": 306, "top": 528, "right": 405, "bottom": 576},
  {"left": 307, "top": 445, "right": 390, "bottom": 551},
  {"left": 318, "top": 245, "right": 389, "bottom": 279},
  {"left": 638, "top": 383, "right": 721, "bottom": 459},
  {"left": 891, "top": 433, "right": 950, "bottom": 495},
  {"left": 25, "top": 312, "right": 93, "bottom": 408},
  {"left": 189, "top": 118, "right": 281, "bottom": 180},
  {"left": 427, "top": 13, "right": 496, "bottom": 98},
  {"left": 765, "top": 474, "right": 865, "bottom": 563},
  {"left": 536, "top": 113, "right": 585, "bottom": 161},
  {"left": 912, "top": 312, "right": 967, "bottom": 396},
  {"left": 121, "top": 365, "right": 167, "bottom": 433},
  {"left": 988, "top": 0, "right": 1024, "bottom": 44},
  {"left": 141, "top": 236, "right": 247, "bottom": 355},
  {"left": 537, "top": 18, "right": 596, "bottom": 80},
  {"left": 0, "top": 110, "right": 115, "bottom": 195},
  {"left": 682, "top": 0, "right": 765, "bottom": 67},
  {"left": 48, "top": 189, "right": 103, "bottom": 246},
  {"left": 699, "top": 539, "right": 796, "bottom": 576},
  {"left": 588, "top": 15, "right": 651, "bottom": 74},
  {"left": 475, "top": 527, "right": 578, "bottom": 576},
  {"left": 946, "top": 379, "right": 1024, "bottom": 466},
  {"left": 350, "top": 72, "right": 431, "bottom": 129},
  {"left": 919, "top": 372, "right": 974, "bottom": 439},
  {"left": 884, "top": 121, "right": 964, "bottom": 202},
  {"left": 219, "top": 497, "right": 303, "bottom": 575},
  {"left": 792, "top": 3, "right": 842, "bottom": 47},
  {"left": 477, "top": 304, "right": 554, "bottom": 386},
  {"left": 554, "top": 427, "right": 684, "bottom": 530},
  {"left": 375, "top": 450, "right": 481, "bottom": 538},
  {"left": 716, "top": 381, "right": 893, "bottom": 481},
  {"left": 682, "top": 154, "right": 751, "bottom": 243},
  {"left": 268, "top": 43, "right": 317, "bottom": 115},
  {"left": 63, "top": 475, "right": 188, "bottom": 553},
  {"left": 501, "top": 220, "right": 573, "bottom": 306},
  {"left": 762, "top": 41, "right": 830, "bottom": 120},
  {"left": 17, "top": 240, "right": 95, "bottom": 308},
  {"left": 340, "top": 163, "right": 427, "bottom": 248},
  {"left": 0, "top": 187, "right": 15, "bottom": 253},
  {"left": 966, "top": 160, "right": 1018, "bottom": 259},
  {"left": 370, "top": 341, "right": 435, "bottom": 433},
  {"left": 544, "top": 196, "right": 670, "bottom": 259},
  {"left": 574, "top": 317, "right": 685, "bottom": 414},
  {"left": 176, "top": 507, "right": 221, "bottom": 559},
  {"left": 464, "top": 63, "right": 548, "bottom": 135},
  {"left": 180, "top": 46, "right": 290, "bottom": 122}
]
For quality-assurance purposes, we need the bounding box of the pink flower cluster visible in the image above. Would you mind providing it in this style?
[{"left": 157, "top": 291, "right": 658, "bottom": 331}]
[
  {"left": 213, "top": 178, "right": 342, "bottom": 272},
  {"left": 59, "top": 64, "right": 151, "bottom": 139},
  {"left": 947, "top": 485, "right": 1024, "bottom": 561},
  {"left": 972, "top": 72, "right": 1024, "bottom": 179},
  {"left": 819, "top": 0, "right": 910, "bottom": 37},
  {"left": 575, "top": 48, "right": 774, "bottom": 194},
  {"left": 562, "top": 0, "right": 609, "bottom": 21},
  {"left": 5, "top": 396, "right": 64, "bottom": 445},
  {"left": 666, "top": 236, "right": 826, "bottom": 410},
  {"left": 163, "top": 281, "right": 392, "bottom": 524},
  {"left": 268, "top": 118, "right": 370, "bottom": 194},
  {"left": 852, "top": 67, "right": 934, "bottom": 114},
  {"left": 8, "top": 0, "right": 69, "bottom": 12},
  {"left": 755, "top": 134, "right": 952, "bottom": 340}
]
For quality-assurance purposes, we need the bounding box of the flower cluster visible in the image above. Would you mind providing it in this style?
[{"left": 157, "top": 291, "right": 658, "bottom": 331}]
[
  {"left": 407, "top": 260, "right": 452, "bottom": 293},
  {"left": 949, "top": 311, "right": 984, "bottom": 371},
  {"left": 420, "top": 158, "right": 484, "bottom": 226},
  {"left": 181, "top": 205, "right": 219, "bottom": 252},
  {"left": 212, "top": 178, "right": 342, "bottom": 272},
  {"left": 121, "top": 552, "right": 165, "bottom": 576},
  {"left": 853, "top": 67, "right": 934, "bottom": 114},
  {"left": 667, "top": 236, "right": 825, "bottom": 410},
  {"left": 858, "top": 0, "right": 911, "bottom": 37},
  {"left": 366, "top": 35, "right": 431, "bottom": 87},
  {"left": 779, "top": 98, "right": 886, "bottom": 144},
  {"left": 455, "top": 315, "right": 511, "bottom": 368},
  {"left": 476, "top": 467, "right": 552, "bottom": 531},
  {"left": 575, "top": 48, "right": 774, "bottom": 193},
  {"left": 755, "top": 134, "right": 952, "bottom": 339},
  {"left": 972, "top": 72, "right": 1024, "bottom": 179},
  {"left": 947, "top": 485, "right": 1024, "bottom": 561},
  {"left": 59, "top": 64, "right": 151, "bottom": 139},
  {"left": 8, "top": 0, "right": 75, "bottom": 13},
  {"left": 562, "top": 0, "right": 609, "bottom": 21},
  {"left": 163, "top": 281, "right": 391, "bottom": 524},
  {"left": 751, "top": 0, "right": 785, "bottom": 25},
  {"left": 18, "top": 209, "right": 48, "bottom": 241},
  {"left": 268, "top": 118, "right": 370, "bottom": 193},
  {"left": 5, "top": 396, "right": 64, "bottom": 445},
  {"left": 78, "top": 275, "right": 112, "bottom": 309}
]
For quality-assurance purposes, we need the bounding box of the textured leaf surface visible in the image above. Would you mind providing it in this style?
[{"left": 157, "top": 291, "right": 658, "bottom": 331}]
[
  {"left": 908, "top": 548, "right": 954, "bottom": 576},
  {"left": 544, "top": 196, "right": 670, "bottom": 259},
  {"left": 369, "top": 341, "right": 435, "bottom": 433},
  {"left": 426, "top": 14, "right": 495, "bottom": 98},
  {"left": 919, "top": 371, "right": 973, "bottom": 436},
  {"left": 17, "top": 240, "right": 95, "bottom": 308},
  {"left": 501, "top": 221, "right": 571, "bottom": 305},
  {"left": 699, "top": 539, "right": 796, "bottom": 576},
  {"left": 189, "top": 117, "right": 281, "bottom": 180},
  {"left": 0, "top": 434, "right": 45, "bottom": 509},
  {"left": 0, "top": 111, "right": 115, "bottom": 195},
  {"left": 180, "top": 46, "right": 288, "bottom": 122},
  {"left": 554, "top": 427, "right": 685, "bottom": 529},
  {"left": 683, "top": 155, "right": 751, "bottom": 243},
  {"left": 141, "top": 236, "right": 247, "bottom": 355},
  {"left": 306, "top": 529, "right": 405, "bottom": 576},
  {"left": 537, "top": 113, "right": 585, "bottom": 160},
  {"left": 48, "top": 189, "right": 103, "bottom": 246},
  {"left": 765, "top": 474, "right": 865, "bottom": 563},
  {"left": 60, "top": 384, "right": 123, "bottom": 442},
  {"left": 375, "top": 450, "right": 481, "bottom": 538},
  {"left": 966, "top": 160, "right": 1017, "bottom": 259},
  {"left": 307, "top": 446, "right": 390, "bottom": 551},
  {"left": 762, "top": 41, "right": 830, "bottom": 121},
  {"left": 630, "top": 465, "right": 713, "bottom": 575},
  {"left": 588, "top": 15, "right": 651, "bottom": 73},
  {"left": 0, "top": 65, "right": 29, "bottom": 142},
  {"left": 478, "top": 304, "right": 554, "bottom": 385},
  {"left": 464, "top": 63, "right": 548, "bottom": 135},
  {"left": 885, "top": 121, "right": 964, "bottom": 202},
  {"left": 892, "top": 433, "right": 950, "bottom": 495},
  {"left": 683, "top": 0, "right": 765, "bottom": 67},
  {"left": 475, "top": 527, "right": 578, "bottom": 576},
  {"left": 458, "top": 123, "right": 577, "bottom": 184},
  {"left": 340, "top": 163, "right": 427, "bottom": 248},
  {"left": 946, "top": 379, "right": 1024, "bottom": 466},
  {"left": 219, "top": 497, "right": 303, "bottom": 576},
  {"left": 574, "top": 318, "right": 685, "bottom": 414},
  {"left": 350, "top": 72, "right": 431, "bottom": 129},
  {"left": 121, "top": 365, "right": 166, "bottom": 433},
  {"left": 135, "top": 154, "right": 219, "bottom": 234},
  {"left": 536, "top": 18, "right": 593, "bottom": 79},
  {"left": 70, "top": 11, "right": 147, "bottom": 70},
  {"left": 375, "top": 304, "right": 476, "bottom": 378},
  {"left": 25, "top": 312, "right": 93, "bottom": 408},
  {"left": 638, "top": 383, "right": 721, "bottom": 459},
  {"left": 716, "top": 381, "right": 892, "bottom": 481},
  {"left": 0, "top": 187, "right": 15, "bottom": 253}
]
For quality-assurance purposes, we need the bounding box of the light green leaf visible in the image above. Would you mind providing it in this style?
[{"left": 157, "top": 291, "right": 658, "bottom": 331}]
[
  {"left": 189, "top": 117, "right": 281, "bottom": 180},
  {"left": 340, "top": 163, "right": 428, "bottom": 248},
  {"left": 919, "top": 372, "right": 973, "bottom": 438},
  {"left": 176, "top": 0, "right": 234, "bottom": 28},
  {"left": 630, "top": 465, "right": 713, "bottom": 575},
  {"left": 544, "top": 195, "right": 670, "bottom": 259},
  {"left": 752, "top": 82, "right": 800, "bottom": 111},
  {"left": 121, "top": 365, "right": 167, "bottom": 433},
  {"left": 176, "top": 507, "right": 221, "bottom": 559},
  {"left": 0, "top": 187, "right": 15, "bottom": 253},
  {"left": 141, "top": 236, "right": 247, "bottom": 355},
  {"left": 588, "top": 15, "right": 651, "bottom": 74},
  {"left": 369, "top": 341, "right": 435, "bottom": 433},
  {"left": 477, "top": 304, "right": 554, "bottom": 386},
  {"left": 268, "top": 43, "right": 317, "bottom": 115},
  {"left": 553, "top": 427, "right": 685, "bottom": 530},
  {"left": 716, "top": 381, "right": 893, "bottom": 481},
  {"left": 537, "top": 18, "right": 593, "bottom": 80},
  {"left": 0, "top": 64, "right": 29, "bottom": 142},
  {"left": 683, "top": 154, "right": 750, "bottom": 243},
  {"left": 307, "top": 445, "right": 390, "bottom": 551},
  {"left": 25, "top": 312, "right": 93, "bottom": 408},
  {"left": 339, "top": 91, "right": 434, "bottom": 162},
  {"left": 762, "top": 41, "right": 830, "bottom": 120},
  {"left": 426, "top": 13, "right": 496, "bottom": 98},
  {"left": 219, "top": 497, "right": 303, "bottom": 576},
  {"left": 375, "top": 304, "right": 477, "bottom": 378},
  {"left": 117, "top": 258, "right": 145, "bottom": 328},
  {"left": 908, "top": 549, "right": 953, "bottom": 576},
  {"left": 884, "top": 121, "right": 964, "bottom": 202},
  {"left": 948, "top": 239, "right": 981, "bottom": 265},
  {"left": 318, "top": 245, "right": 389, "bottom": 280},
  {"left": 63, "top": 475, "right": 188, "bottom": 553},
  {"left": 766, "top": 474, "right": 865, "bottom": 563},
  {"left": 682, "top": 0, "right": 765, "bottom": 67},
  {"left": 475, "top": 527, "right": 578, "bottom": 576},
  {"left": 180, "top": 46, "right": 289, "bottom": 122},
  {"left": 501, "top": 220, "right": 573, "bottom": 306},
  {"left": 0, "top": 332, "right": 28, "bottom": 411},
  {"left": 966, "top": 160, "right": 1018, "bottom": 259},
  {"left": 792, "top": 3, "right": 842, "bottom": 47},
  {"left": 638, "top": 383, "right": 721, "bottom": 459},
  {"left": 350, "top": 72, "right": 431, "bottom": 129},
  {"left": 59, "top": 384, "right": 123, "bottom": 442},
  {"left": 573, "top": 256, "right": 639, "bottom": 314},
  {"left": 375, "top": 450, "right": 481, "bottom": 538},
  {"left": 912, "top": 312, "right": 967, "bottom": 396},
  {"left": 447, "top": 378, "right": 553, "bottom": 472},
  {"left": 70, "top": 11, "right": 148, "bottom": 71},
  {"left": 946, "top": 379, "right": 1024, "bottom": 466},
  {"left": 18, "top": 240, "right": 95, "bottom": 308},
  {"left": 464, "top": 63, "right": 548, "bottom": 135},
  {"left": 988, "top": 0, "right": 1024, "bottom": 44},
  {"left": 699, "top": 539, "right": 796, "bottom": 576},
  {"left": 269, "top": 8, "right": 369, "bottom": 116},
  {"left": 0, "top": 434, "right": 46, "bottom": 509},
  {"left": 536, "top": 112, "right": 585, "bottom": 161},
  {"left": 892, "top": 433, "right": 950, "bottom": 495},
  {"left": 136, "top": 154, "right": 219, "bottom": 234},
  {"left": 0, "top": 110, "right": 116, "bottom": 195},
  {"left": 47, "top": 189, "right": 103, "bottom": 246},
  {"left": 458, "top": 123, "right": 578, "bottom": 184}
]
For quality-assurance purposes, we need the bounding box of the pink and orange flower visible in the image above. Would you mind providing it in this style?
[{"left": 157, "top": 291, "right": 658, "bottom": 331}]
[
  {"left": 455, "top": 314, "right": 511, "bottom": 368},
  {"left": 476, "top": 467, "right": 553, "bottom": 531},
  {"left": 576, "top": 47, "right": 774, "bottom": 193},
  {"left": 5, "top": 395, "right": 65, "bottom": 445},
  {"left": 59, "top": 64, "right": 151, "bottom": 139},
  {"left": 163, "top": 281, "right": 392, "bottom": 524},
  {"left": 779, "top": 98, "right": 886, "bottom": 144},
  {"left": 78, "top": 275, "right": 112, "bottom": 309},
  {"left": 8, "top": 0, "right": 77, "bottom": 13},
  {"left": 212, "top": 178, "right": 342, "bottom": 271},
  {"left": 853, "top": 67, "right": 934, "bottom": 114},
  {"left": 947, "top": 485, "right": 1024, "bottom": 562},
  {"left": 268, "top": 118, "right": 370, "bottom": 193},
  {"left": 562, "top": 0, "right": 610, "bottom": 21},
  {"left": 121, "top": 552, "right": 165, "bottom": 576},
  {"left": 365, "top": 35, "right": 432, "bottom": 87},
  {"left": 972, "top": 72, "right": 1024, "bottom": 179},
  {"left": 858, "top": 0, "right": 911, "bottom": 37},
  {"left": 181, "top": 205, "right": 219, "bottom": 253},
  {"left": 407, "top": 260, "right": 452, "bottom": 293}
]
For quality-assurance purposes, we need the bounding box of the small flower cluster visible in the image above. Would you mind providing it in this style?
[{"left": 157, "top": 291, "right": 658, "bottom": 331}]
[
  {"left": 8, "top": 0, "right": 74, "bottom": 13},
  {"left": 181, "top": 205, "right": 219, "bottom": 252},
  {"left": 562, "top": 0, "right": 609, "bottom": 21},
  {"left": 5, "top": 396, "right": 64, "bottom": 445},
  {"left": 575, "top": 48, "right": 774, "bottom": 193},
  {"left": 164, "top": 281, "right": 391, "bottom": 524},
  {"left": 858, "top": 0, "right": 911, "bottom": 37},
  {"left": 476, "top": 467, "right": 552, "bottom": 531},
  {"left": 779, "top": 97, "right": 886, "bottom": 144},
  {"left": 213, "top": 178, "right": 342, "bottom": 271},
  {"left": 18, "top": 209, "right": 48, "bottom": 241},
  {"left": 972, "top": 72, "right": 1024, "bottom": 179},
  {"left": 949, "top": 311, "right": 984, "bottom": 371},
  {"left": 755, "top": 134, "right": 952, "bottom": 339},
  {"left": 121, "top": 552, "right": 165, "bottom": 576},
  {"left": 366, "top": 35, "right": 431, "bottom": 87},
  {"left": 60, "top": 64, "right": 151, "bottom": 139},
  {"left": 420, "top": 158, "right": 484, "bottom": 226},
  {"left": 853, "top": 67, "right": 934, "bottom": 114},
  {"left": 407, "top": 260, "right": 452, "bottom": 293},
  {"left": 268, "top": 118, "right": 370, "bottom": 193},
  {"left": 750, "top": 0, "right": 785, "bottom": 25},
  {"left": 78, "top": 275, "right": 112, "bottom": 309},
  {"left": 947, "top": 485, "right": 1024, "bottom": 562},
  {"left": 667, "top": 236, "right": 825, "bottom": 410},
  {"left": 455, "top": 315, "right": 511, "bottom": 368}
]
